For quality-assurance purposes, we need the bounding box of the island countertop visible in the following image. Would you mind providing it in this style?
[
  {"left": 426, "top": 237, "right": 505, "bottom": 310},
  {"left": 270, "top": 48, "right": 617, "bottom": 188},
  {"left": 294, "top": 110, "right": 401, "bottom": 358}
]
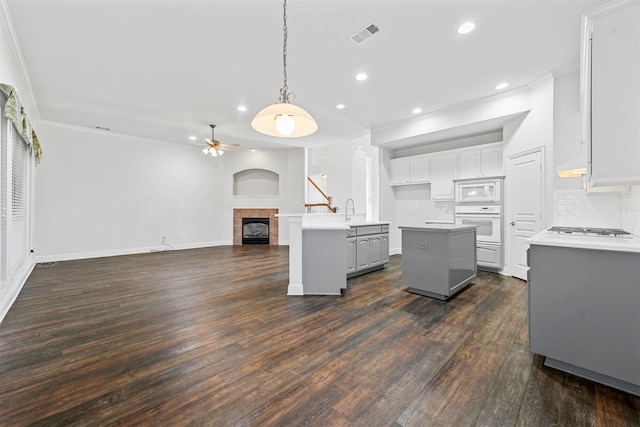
[
  {"left": 528, "top": 230, "right": 640, "bottom": 253},
  {"left": 399, "top": 224, "right": 477, "bottom": 232}
]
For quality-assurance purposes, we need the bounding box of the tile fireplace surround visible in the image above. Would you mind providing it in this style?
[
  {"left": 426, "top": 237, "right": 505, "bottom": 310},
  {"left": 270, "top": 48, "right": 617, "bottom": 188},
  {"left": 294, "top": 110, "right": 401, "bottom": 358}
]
[{"left": 233, "top": 208, "right": 279, "bottom": 245}]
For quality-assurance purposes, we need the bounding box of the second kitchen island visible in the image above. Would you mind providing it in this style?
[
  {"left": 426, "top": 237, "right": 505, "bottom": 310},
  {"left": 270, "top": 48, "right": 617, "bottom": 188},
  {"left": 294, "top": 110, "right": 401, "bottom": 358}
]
[{"left": 399, "top": 224, "right": 477, "bottom": 300}]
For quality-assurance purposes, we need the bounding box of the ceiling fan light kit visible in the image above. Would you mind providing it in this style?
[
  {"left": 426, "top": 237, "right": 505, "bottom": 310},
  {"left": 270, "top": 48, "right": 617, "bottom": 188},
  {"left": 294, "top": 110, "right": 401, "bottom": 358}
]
[
  {"left": 203, "top": 124, "right": 237, "bottom": 157},
  {"left": 251, "top": 0, "right": 318, "bottom": 138}
]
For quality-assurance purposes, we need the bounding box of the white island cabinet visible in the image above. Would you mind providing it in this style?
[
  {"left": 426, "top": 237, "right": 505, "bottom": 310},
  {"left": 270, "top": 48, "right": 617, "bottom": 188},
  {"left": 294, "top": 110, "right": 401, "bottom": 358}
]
[
  {"left": 399, "top": 224, "right": 477, "bottom": 300},
  {"left": 527, "top": 231, "right": 640, "bottom": 396}
]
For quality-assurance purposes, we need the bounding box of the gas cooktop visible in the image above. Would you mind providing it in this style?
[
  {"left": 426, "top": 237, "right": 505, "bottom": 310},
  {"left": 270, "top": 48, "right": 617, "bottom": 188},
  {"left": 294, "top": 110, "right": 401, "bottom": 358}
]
[{"left": 548, "top": 226, "right": 631, "bottom": 237}]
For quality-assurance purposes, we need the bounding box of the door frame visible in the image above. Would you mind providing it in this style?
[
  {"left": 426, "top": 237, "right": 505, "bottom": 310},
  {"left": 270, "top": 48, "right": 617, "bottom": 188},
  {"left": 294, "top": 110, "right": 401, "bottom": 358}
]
[{"left": 504, "top": 146, "right": 547, "bottom": 279}]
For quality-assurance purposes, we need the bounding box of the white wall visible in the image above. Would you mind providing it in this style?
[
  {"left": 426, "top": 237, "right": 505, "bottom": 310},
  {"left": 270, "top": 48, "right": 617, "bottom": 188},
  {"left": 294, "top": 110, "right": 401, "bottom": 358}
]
[
  {"left": 34, "top": 124, "right": 306, "bottom": 258},
  {"left": 34, "top": 122, "right": 225, "bottom": 261},
  {"left": 307, "top": 136, "right": 378, "bottom": 221},
  {"left": 503, "top": 74, "right": 555, "bottom": 224},
  {"left": 553, "top": 70, "right": 585, "bottom": 191},
  {"left": 221, "top": 148, "right": 305, "bottom": 244}
]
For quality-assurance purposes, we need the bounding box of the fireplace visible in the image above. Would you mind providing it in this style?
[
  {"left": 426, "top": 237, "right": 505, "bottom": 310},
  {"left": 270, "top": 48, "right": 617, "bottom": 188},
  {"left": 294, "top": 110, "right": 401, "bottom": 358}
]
[
  {"left": 233, "top": 208, "right": 278, "bottom": 245},
  {"left": 242, "top": 218, "right": 269, "bottom": 245}
]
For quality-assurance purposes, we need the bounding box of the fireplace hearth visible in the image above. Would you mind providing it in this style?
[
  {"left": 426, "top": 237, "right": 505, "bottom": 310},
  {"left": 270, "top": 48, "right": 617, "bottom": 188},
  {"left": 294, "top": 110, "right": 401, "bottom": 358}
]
[{"left": 242, "top": 218, "right": 270, "bottom": 245}]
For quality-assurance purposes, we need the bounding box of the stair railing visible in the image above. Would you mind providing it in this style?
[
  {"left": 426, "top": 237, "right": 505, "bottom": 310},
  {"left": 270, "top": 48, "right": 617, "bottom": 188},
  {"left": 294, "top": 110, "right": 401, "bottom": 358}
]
[{"left": 305, "top": 177, "right": 338, "bottom": 213}]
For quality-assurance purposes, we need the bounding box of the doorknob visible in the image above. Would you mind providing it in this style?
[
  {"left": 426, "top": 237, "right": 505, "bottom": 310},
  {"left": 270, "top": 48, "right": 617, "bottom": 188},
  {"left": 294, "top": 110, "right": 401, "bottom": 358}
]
[{"left": 510, "top": 221, "right": 516, "bottom": 226}]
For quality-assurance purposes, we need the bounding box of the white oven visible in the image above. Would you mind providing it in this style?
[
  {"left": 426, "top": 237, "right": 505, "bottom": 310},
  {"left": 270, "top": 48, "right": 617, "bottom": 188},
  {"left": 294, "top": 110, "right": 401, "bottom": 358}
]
[
  {"left": 454, "top": 205, "right": 502, "bottom": 244},
  {"left": 455, "top": 179, "right": 501, "bottom": 203}
]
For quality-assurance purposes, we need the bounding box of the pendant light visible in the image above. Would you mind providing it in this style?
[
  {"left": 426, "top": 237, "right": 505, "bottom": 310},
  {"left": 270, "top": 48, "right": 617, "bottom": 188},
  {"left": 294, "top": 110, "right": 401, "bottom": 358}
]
[{"left": 251, "top": 0, "right": 318, "bottom": 138}]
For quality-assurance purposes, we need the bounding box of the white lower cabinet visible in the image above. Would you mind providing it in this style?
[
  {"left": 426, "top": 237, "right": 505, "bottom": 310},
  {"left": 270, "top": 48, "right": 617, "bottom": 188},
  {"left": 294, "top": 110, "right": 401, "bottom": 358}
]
[{"left": 477, "top": 243, "right": 503, "bottom": 270}]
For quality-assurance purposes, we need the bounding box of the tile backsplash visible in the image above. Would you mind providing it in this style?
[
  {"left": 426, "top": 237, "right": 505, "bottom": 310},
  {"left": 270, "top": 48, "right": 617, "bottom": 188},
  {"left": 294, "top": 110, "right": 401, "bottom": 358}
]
[
  {"left": 553, "top": 188, "right": 640, "bottom": 235},
  {"left": 434, "top": 201, "right": 454, "bottom": 222}
]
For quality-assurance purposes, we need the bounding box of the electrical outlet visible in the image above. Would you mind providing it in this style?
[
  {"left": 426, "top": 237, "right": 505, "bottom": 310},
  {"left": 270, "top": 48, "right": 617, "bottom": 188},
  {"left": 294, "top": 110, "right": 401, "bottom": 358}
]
[{"left": 419, "top": 243, "right": 429, "bottom": 250}]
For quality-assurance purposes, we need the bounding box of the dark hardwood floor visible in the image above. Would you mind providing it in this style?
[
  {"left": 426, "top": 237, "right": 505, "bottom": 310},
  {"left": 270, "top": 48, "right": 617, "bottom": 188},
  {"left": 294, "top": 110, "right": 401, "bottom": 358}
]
[{"left": 1, "top": 246, "right": 638, "bottom": 426}]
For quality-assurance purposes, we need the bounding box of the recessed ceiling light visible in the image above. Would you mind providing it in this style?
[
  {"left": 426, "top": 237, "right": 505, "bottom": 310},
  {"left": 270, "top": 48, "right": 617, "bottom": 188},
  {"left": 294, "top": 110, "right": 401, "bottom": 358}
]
[
  {"left": 457, "top": 22, "right": 475, "bottom": 34},
  {"left": 494, "top": 82, "right": 509, "bottom": 90},
  {"left": 412, "top": 108, "right": 422, "bottom": 114},
  {"left": 336, "top": 104, "right": 346, "bottom": 110},
  {"left": 355, "top": 73, "right": 368, "bottom": 81},
  {"left": 189, "top": 136, "right": 197, "bottom": 140},
  {"left": 237, "top": 106, "right": 247, "bottom": 112}
]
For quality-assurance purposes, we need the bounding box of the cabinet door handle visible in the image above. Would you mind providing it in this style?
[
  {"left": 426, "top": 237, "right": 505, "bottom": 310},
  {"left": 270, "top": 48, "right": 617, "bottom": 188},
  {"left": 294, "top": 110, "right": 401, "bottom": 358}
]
[{"left": 510, "top": 221, "right": 516, "bottom": 226}]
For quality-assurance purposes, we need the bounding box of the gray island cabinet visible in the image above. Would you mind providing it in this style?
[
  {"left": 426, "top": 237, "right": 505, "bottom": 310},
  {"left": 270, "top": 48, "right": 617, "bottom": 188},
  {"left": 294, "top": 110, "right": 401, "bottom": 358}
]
[
  {"left": 399, "top": 224, "right": 477, "bottom": 300},
  {"left": 347, "top": 223, "right": 390, "bottom": 278},
  {"left": 527, "top": 230, "right": 640, "bottom": 396}
]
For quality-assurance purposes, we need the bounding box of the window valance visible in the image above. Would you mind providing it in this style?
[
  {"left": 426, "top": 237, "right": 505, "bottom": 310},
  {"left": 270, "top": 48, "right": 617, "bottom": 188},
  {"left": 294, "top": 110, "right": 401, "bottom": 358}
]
[{"left": 0, "top": 83, "right": 42, "bottom": 165}]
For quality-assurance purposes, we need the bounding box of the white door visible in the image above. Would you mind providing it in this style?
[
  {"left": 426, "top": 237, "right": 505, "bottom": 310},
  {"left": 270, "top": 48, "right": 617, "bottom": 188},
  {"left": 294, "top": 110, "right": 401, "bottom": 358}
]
[{"left": 507, "top": 148, "right": 544, "bottom": 280}]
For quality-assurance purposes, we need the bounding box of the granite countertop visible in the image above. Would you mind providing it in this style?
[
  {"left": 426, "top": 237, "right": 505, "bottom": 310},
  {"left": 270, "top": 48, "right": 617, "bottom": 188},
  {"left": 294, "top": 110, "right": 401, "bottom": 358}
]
[
  {"left": 528, "top": 230, "right": 640, "bottom": 253},
  {"left": 399, "top": 224, "right": 478, "bottom": 232}
]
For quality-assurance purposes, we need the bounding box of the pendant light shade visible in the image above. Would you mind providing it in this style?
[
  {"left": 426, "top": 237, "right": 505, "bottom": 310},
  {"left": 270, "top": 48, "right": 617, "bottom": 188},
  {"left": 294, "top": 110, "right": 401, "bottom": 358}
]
[
  {"left": 251, "top": 0, "right": 317, "bottom": 138},
  {"left": 251, "top": 102, "right": 318, "bottom": 138}
]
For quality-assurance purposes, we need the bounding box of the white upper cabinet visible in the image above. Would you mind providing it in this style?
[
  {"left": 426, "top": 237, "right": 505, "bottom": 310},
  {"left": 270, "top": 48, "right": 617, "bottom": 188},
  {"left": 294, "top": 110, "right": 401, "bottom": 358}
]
[
  {"left": 457, "top": 144, "right": 503, "bottom": 179},
  {"left": 409, "top": 156, "right": 430, "bottom": 182},
  {"left": 584, "top": 0, "right": 640, "bottom": 187},
  {"left": 390, "top": 154, "right": 430, "bottom": 185},
  {"left": 390, "top": 143, "right": 501, "bottom": 199},
  {"left": 430, "top": 151, "right": 457, "bottom": 200},
  {"left": 390, "top": 158, "right": 411, "bottom": 185}
]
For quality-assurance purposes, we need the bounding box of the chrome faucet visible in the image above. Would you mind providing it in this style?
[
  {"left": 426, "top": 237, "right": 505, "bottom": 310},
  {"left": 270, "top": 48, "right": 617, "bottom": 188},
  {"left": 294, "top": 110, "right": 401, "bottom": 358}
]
[{"left": 345, "top": 198, "right": 355, "bottom": 222}]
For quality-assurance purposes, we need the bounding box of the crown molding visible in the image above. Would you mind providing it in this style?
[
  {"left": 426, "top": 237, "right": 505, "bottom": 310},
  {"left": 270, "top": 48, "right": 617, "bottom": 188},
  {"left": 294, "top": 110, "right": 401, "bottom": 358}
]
[{"left": 0, "top": 0, "right": 41, "bottom": 122}]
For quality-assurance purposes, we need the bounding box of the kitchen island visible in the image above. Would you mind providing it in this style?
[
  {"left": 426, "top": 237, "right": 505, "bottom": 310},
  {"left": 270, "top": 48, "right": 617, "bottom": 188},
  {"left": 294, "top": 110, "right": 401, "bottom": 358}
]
[
  {"left": 278, "top": 214, "right": 389, "bottom": 295},
  {"left": 527, "top": 229, "right": 640, "bottom": 396},
  {"left": 399, "top": 224, "right": 477, "bottom": 300}
]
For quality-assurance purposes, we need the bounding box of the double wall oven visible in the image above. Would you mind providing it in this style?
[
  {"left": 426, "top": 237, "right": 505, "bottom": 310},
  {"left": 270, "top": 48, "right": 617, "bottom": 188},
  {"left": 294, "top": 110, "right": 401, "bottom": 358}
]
[{"left": 454, "top": 177, "right": 505, "bottom": 270}]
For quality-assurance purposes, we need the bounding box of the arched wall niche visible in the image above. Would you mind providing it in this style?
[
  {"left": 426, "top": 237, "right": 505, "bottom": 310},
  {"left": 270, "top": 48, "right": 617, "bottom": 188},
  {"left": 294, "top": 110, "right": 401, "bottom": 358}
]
[{"left": 233, "top": 168, "right": 279, "bottom": 196}]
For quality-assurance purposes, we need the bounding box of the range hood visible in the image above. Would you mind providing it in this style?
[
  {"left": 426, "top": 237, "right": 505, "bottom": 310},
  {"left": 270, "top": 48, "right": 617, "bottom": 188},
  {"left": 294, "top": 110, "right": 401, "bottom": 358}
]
[
  {"left": 557, "top": 163, "right": 587, "bottom": 178},
  {"left": 556, "top": 147, "right": 588, "bottom": 178}
]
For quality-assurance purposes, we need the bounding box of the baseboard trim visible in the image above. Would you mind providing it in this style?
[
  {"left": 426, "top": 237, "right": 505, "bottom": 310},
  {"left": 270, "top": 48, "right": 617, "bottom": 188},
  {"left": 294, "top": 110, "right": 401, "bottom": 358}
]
[{"left": 34, "top": 241, "right": 231, "bottom": 263}]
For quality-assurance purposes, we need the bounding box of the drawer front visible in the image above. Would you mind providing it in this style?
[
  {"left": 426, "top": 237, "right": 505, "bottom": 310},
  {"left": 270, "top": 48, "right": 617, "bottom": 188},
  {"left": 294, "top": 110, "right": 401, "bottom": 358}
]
[
  {"left": 357, "top": 225, "right": 382, "bottom": 236},
  {"left": 381, "top": 224, "right": 389, "bottom": 233}
]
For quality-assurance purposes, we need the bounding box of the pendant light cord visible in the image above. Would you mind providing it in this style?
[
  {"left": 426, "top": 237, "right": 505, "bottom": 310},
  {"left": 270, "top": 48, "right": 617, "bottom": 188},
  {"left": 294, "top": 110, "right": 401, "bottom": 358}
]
[{"left": 279, "top": 0, "right": 292, "bottom": 104}]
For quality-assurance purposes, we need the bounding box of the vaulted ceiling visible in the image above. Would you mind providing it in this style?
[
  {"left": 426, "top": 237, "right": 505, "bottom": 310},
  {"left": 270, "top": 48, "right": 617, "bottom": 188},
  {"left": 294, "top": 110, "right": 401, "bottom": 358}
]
[{"left": 5, "top": 0, "right": 605, "bottom": 151}]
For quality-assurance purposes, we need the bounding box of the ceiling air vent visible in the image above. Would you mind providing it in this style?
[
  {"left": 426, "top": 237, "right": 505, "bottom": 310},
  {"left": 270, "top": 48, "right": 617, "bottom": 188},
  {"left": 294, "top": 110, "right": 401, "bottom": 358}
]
[{"left": 350, "top": 22, "right": 380, "bottom": 44}]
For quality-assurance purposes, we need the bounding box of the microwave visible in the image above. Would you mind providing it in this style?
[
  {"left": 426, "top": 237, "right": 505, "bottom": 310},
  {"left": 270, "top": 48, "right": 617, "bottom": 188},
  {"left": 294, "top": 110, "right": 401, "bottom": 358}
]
[{"left": 455, "top": 180, "right": 501, "bottom": 203}]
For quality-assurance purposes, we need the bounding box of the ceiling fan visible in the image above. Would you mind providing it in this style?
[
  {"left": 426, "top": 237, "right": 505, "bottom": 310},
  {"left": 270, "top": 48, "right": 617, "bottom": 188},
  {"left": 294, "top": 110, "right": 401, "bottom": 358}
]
[{"left": 202, "top": 124, "right": 239, "bottom": 157}]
